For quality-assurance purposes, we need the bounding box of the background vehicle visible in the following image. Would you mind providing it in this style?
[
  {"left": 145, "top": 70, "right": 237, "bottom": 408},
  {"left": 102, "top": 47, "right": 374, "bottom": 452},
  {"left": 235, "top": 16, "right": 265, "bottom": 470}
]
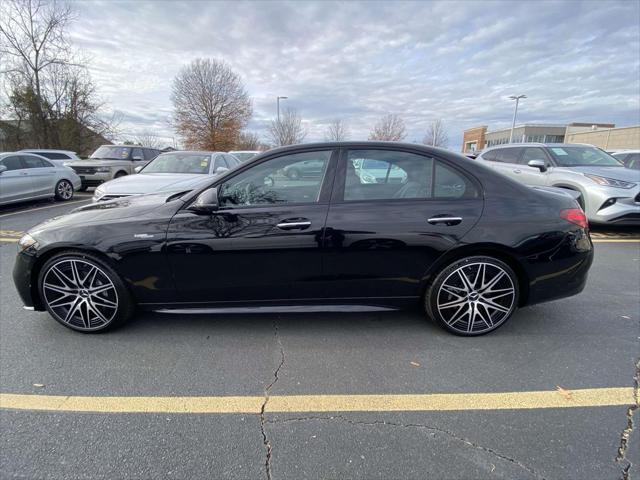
[
  {"left": 14, "top": 142, "right": 592, "bottom": 336},
  {"left": 0, "top": 152, "right": 81, "bottom": 206},
  {"left": 611, "top": 150, "right": 640, "bottom": 170},
  {"left": 228, "top": 150, "right": 261, "bottom": 162},
  {"left": 19, "top": 149, "right": 81, "bottom": 166},
  {"left": 93, "top": 151, "right": 239, "bottom": 201},
  {"left": 476, "top": 143, "right": 640, "bottom": 225},
  {"left": 64, "top": 145, "right": 161, "bottom": 191}
]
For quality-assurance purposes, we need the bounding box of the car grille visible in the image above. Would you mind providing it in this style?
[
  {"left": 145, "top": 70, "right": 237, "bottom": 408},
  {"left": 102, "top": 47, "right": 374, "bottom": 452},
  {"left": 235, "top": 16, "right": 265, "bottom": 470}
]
[
  {"left": 71, "top": 166, "right": 97, "bottom": 175},
  {"left": 98, "top": 194, "right": 132, "bottom": 202}
]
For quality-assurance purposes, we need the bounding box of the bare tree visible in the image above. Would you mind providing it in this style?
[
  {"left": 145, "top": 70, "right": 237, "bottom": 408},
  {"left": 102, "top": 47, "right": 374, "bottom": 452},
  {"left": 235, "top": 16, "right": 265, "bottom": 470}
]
[
  {"left": 368, "top": 114, "right": 406, "bottom": 141},
  {"left": 135, "top": 130, "right": 163, "bottom": 149},
  {"left": 324, "top": 118, "right": 349, "bottom": 141},
  {"left": 171, "top": 58, "right": 252, "bottom": 151},
  {"left": 0, "top": 0, "right": 115, "bottom": 154},
  {"left": 266, "top": 108, "right": 307, "bottom": 147},
  {"left": 235, "top": 130, "right": 265, "bottom": 150},
  {"left": 422, "top": 119, "right": 448, "bottom": 147}
]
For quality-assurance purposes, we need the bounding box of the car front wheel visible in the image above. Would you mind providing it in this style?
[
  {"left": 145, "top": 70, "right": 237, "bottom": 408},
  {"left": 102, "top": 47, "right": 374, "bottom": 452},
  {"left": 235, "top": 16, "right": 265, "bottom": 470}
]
[
  {"left": 38, "top": 252, "right": 134, "bottom": 332},
  {"left": 426, "top": 256, "right": 519, "bottom": 336}
]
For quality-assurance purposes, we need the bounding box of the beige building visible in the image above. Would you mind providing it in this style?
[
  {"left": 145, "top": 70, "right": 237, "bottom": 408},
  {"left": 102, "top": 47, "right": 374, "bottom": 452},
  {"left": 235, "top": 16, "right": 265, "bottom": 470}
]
[{"left": 565, "top": 125, "right": 640, "bottom": 150}]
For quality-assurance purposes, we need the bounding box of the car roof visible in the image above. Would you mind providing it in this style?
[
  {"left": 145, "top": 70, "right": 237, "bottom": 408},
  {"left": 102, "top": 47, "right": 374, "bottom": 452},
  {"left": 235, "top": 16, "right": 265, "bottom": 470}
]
[
  {"left": 19, "top": 149, "right": 77, "bottom": 154},
  {"left": 157, "top": 150, "right": 224, "bottom": 155},
  {"left": 0, "top": 151, "right": 53, "bottom": 160},
  {"left": 479, "top": 143, "right": 605, "bottom": 153},
  {"left": 98, "top": 144, "right": 160, "bottom": 149}
]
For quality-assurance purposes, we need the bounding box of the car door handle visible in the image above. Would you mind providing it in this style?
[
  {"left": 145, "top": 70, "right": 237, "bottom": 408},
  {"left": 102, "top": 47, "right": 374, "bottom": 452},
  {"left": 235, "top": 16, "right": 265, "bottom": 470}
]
[
  {"left": 20, "top": 172, "right": 29, "bottom": 176},
  {"left": 513, "top": 169, "right": 521, "bottom": 174},
  {"left": 276, "top": 220, "right": 311, "bottom": 230},
  {"left": 427, "top": 216, "right": 462, "bottom": 226}
]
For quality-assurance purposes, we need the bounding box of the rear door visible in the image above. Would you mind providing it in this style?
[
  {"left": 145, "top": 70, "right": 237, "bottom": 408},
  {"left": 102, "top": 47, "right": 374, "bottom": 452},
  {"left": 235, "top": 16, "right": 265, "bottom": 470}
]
[
  {"left": 491, "top": 147, "right": 524, "bottom": 181},
  {"left": 0, "top": 155, "right": 33, "bottom": 204},
  {"left": 21, "top": 155, "right": 56, "bottom": 196},
  {"left": 321, "top": 147, "right": 483, "bottom": 301},
  {"left": 166, "top": 148, "right": 338, "bottom": 303}
]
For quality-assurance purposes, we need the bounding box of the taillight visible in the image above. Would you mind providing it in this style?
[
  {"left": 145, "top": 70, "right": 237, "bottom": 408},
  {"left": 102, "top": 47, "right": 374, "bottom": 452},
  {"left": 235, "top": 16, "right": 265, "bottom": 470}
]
[{"left": 561, "top": 208, "right": 588, "bottom": 229}]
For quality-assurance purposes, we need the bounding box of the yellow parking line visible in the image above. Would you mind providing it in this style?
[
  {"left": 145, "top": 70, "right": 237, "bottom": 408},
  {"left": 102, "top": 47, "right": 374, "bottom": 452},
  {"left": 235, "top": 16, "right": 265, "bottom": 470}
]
[
  {"left": 0, "top": 387, "right": 634, "bottom": 414},
  {"left": 0, "top": 237, "right": 19, "bottom": 243}
]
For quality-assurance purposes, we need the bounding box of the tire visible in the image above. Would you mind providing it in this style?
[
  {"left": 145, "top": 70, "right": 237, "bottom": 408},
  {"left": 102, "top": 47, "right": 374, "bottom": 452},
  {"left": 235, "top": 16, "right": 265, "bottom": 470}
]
[
  {"left": 54, "top": 179, "right": 74, "bottom": 201},
  {"left": 425, "top": 256, "right": 519, "bottom": 336},
  {"left": 115, "top": 171, "right": 127, "bottom": 178},
  {"left": 37, "top": 251, "right": 135, "bottom": 333}
]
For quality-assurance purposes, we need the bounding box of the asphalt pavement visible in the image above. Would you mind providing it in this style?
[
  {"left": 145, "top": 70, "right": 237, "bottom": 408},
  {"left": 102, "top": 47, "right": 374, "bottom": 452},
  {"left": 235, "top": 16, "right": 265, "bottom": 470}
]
[{"left": 0, "top": 195, "right": 638, "bottom": 480}]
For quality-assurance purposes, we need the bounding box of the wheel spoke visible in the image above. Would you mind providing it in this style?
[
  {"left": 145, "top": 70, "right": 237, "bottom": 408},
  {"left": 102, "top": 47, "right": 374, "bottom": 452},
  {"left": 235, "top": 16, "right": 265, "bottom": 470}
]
[
  {"left": 480, "top": 298, "right": 510, "bottom": 314},
  {"left": 63, "top": 297, "right": 82, "bottom": 324},
  {"left": 90, "top": 284, "right": 113, "bottom": 295},
  {"left": 481, "top": 270, "right": 505, "bottom": 293},
  {"left": 439, "top": 298, "right": 468, "bottom": 309},
  {"left": 90, "top": 296, "right": 117, "bottom": 308},
  {"left": 48, "top": 293, "right": 77, "bottom": 308},
  {"left": 457, "top": 269, "right": 473, "bottom": 293},
  {"left": 87, "top": 299, "right": 109, "bottom": 325},
  {"left": 446, "top": 303, "right": 470, "bottom": 326},
  {"left": 70, "top": 261, "right": 81, "bottom": 288},
  {"left": 472, "top": 263, "right": 485, "bottom": 290},
  {"left": 475, "top": 302, "right": 493, "bottom": 328},
  {"left": 79, "top": 266, "right": 97, "bottom": 289},
  {"left": 51, "top": 266, "right": 75, "bottom": 289},
  {"left": 43, "top": 282, "right": 75, "bottom": 295}
]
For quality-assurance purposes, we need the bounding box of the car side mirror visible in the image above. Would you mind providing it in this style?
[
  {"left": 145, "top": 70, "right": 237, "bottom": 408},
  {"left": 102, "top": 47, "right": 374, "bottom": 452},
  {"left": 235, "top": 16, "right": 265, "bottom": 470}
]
[
  {"left": 134, "top": 166, "right": 143, "bottom": 173},
  {"left": 214, "top": 167, "right": 229, "bottom": 174},
  {"left": 527, "top": 160, "right": 547, "bottom": 172},
  {"left": 188, "top": 187, "right": 219, "bottom": 214},
  {"left": 0, "top": 165, "right": 6, "bottom": 174}
]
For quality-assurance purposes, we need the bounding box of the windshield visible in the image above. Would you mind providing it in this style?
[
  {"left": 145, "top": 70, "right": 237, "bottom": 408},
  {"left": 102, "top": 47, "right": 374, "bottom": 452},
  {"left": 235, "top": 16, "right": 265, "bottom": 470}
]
[
  {"left": 141, "top": 153, "right": 212, "bottom": 174},
  {"left": 232, "top": 152, "right": 257, "bottom": 162},
  {"left": 548, "top": 146, "right": 623, "bottom": 167},
  {"left": 90, "top": 146, "right": 131, "bottom": 160}
]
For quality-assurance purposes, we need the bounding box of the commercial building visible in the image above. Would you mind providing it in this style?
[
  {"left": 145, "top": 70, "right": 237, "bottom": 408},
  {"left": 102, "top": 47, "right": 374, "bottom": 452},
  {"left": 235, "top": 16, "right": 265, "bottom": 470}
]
[
  {"left": 564, "top": 125, "right": 640, "bottom": 150},
  {"left": 462, "top": 122, "right": 615, "bottom": 153}
]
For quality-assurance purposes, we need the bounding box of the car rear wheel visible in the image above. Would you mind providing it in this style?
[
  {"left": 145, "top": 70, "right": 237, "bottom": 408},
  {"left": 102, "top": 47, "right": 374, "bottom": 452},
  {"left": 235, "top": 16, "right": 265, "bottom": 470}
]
[
  {"left": 425, "top": 256, "right": 518, "bottom": 336},
  {"left": 38, "top": 252, "right": 134, "bottom": 333},
  {"left": 115, "top": 171, "right": 127, "bottom": 178},
  {"left": 54, "top": 179, "right": 74, "bottom": 201}
]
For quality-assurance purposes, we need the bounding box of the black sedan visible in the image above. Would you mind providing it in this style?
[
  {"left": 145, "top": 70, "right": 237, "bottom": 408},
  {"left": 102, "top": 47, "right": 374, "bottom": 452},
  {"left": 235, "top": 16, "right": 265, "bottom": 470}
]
[{"left": 13, "top": 142, "right": 593, "bottom": 336}]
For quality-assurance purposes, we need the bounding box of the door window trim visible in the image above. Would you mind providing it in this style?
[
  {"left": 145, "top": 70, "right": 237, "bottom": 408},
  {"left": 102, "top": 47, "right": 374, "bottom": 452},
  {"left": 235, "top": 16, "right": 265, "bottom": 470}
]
[{"left": 331, "top": 147, "right": 483, "bottom": 204}]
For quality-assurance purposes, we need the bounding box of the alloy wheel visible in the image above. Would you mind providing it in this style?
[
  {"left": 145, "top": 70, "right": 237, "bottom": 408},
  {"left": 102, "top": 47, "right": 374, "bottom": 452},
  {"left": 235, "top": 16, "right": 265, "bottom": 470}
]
[
  {"left": 57, "top": 180, "right": 73, "bottom": 200},
  {"left": 436, "top": 262, "right": 516, "bottom": 334},
  {"left": 42, "top": 259, "right": 118, "bottom": 330}
]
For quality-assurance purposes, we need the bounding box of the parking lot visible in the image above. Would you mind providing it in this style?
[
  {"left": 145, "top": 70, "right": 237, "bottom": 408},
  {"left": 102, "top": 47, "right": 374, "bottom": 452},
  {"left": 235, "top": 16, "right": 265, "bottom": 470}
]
[{"left": 0, "top": 195, "right": 638, "bottom": 480}]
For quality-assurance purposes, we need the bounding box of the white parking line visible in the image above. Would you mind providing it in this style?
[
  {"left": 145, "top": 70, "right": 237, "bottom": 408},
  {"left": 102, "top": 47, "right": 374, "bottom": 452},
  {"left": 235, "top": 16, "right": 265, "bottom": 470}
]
[{"left": 0, "top": 199, "right": 91, "bottom": 219}]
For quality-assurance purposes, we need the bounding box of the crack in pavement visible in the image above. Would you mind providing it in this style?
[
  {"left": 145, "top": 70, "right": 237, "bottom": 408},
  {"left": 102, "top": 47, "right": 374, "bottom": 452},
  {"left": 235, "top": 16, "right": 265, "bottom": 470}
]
[
  {"left": 259, "top": 318, "right": 285, "bottom": 480},
  {"left": 266, "top": 414, "right": 545, "bottom": 480},
  {"left": 616, "top": 357, "right": 640, "bottom": 480}
]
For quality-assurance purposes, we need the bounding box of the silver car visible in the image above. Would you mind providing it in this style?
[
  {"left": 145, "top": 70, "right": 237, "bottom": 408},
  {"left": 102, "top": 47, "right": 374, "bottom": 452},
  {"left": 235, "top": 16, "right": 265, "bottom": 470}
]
[
  {"left": 0, "top": 152, "right": 82, "bottom": 206},
  {"left": 476, "top": 143, "right": 640, "bottom": 225},
  {"left": 92, "top": 151, "right": 240, "bottom": 202}
]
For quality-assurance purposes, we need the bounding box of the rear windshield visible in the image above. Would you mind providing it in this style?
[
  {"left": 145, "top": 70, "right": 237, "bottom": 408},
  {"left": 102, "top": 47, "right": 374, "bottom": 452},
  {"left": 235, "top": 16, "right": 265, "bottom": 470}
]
[
  {"left": 548, "top": 146, "right": 623, "bottom": 167},
  {"left": 141, "top": 153, "right": 211, "bottom": 174}
]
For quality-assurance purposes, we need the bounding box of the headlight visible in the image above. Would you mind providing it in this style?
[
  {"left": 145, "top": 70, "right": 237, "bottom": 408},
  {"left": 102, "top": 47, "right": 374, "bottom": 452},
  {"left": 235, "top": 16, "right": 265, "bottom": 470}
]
[
  {"left": 95, "top": 166, "right": 111, "bottom": 173},
  {"left": 17, "top": 234, "right": 38, "bottom": 253},
  {"left": 584, "top": 174, "right": 636, "bottom": 189},
  {"left": 93, "top": 187, "right": 105, "bottom": 200}
]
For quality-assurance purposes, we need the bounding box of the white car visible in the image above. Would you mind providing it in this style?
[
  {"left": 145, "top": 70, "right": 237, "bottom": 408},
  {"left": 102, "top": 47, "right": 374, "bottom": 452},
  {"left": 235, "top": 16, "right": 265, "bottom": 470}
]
[
  {"left": 93, "top": 151, "right": 240, "bottom": 202},
  {"left": 19, "top": 149, "right": 81, "bottom": 167},
  {"left": 611, "top": 150, "right": 640, "bottom": 170},
  {"left": 0, "top": 152, "right": 82, "bottom": 206}
]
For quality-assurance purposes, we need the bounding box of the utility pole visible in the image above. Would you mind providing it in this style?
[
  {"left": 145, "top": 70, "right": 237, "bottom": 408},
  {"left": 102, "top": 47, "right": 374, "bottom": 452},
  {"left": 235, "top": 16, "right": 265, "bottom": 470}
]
[
  {"left": 277, "top": 96, "right": 288, "bottom": 121},
  {"left": 509, "top": 95, "right": 526, "bottom": 143}
]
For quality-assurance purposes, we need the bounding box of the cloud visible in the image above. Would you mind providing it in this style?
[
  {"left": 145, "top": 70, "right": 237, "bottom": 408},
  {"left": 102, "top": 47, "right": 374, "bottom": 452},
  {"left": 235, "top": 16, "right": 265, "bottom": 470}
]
[{"left": 68, "top": 0, "right": 640, "bottom": 149}]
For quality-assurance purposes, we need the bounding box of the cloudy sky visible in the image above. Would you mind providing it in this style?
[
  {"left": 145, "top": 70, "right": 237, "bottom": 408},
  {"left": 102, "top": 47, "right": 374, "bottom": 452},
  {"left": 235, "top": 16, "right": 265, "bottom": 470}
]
[{"left": 69, "top": 0, "right": 640, "bottom": 149}]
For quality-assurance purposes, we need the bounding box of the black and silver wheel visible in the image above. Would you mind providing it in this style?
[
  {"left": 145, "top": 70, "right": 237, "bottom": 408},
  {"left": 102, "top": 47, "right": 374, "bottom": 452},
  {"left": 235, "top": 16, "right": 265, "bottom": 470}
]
[
  {"left": 54, "top": 179, "right": 74, "bottom": 201},
  {"left": 426, "top": 256, "right": 518, "bottom": 336},
  {"left": 38, "top": 252, "right": 134, "bottom": 332}
]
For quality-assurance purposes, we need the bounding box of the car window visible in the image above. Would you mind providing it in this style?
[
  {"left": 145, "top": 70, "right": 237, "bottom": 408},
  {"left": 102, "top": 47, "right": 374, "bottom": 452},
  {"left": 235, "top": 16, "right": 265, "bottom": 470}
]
[
  {"left": 219, "top": 150, "right": 332, "bottom": 207},
  {"left": 494, "top": 148, "right": 522, "bottom": 164},
  {"left": 548, "top": 146, "right": 622, "bottom": 167},
  {"left": 224, "top": 154, "right": 239, "bottom": 167},
  {"left": 625, "top": 153, "right": 640, "bottom": 170},
  {"left": 433, "top": 162, "right": 478, "bottom": 199},
  {"left": 214, "top": 155, "right": 228, "bottom": 170},
  {"left": 21, "top": 155, "right": 52, "bottom": 168},
  {"left": 143, "top": 149, "right": 158, "bottom": 161},
  {"left": 0, "top": 155, "right": 24, "bottom": 171},
  {"left": 131, "top": 148, "right": 144, "bottom": 161},
  {"left": 480, "top": 150, "right": 499, "bottom": 162},
  {"left": 39, "top": 152, "right": 70, "bottom": 160},
  {"left": 142, "top": 153, "right": 212, "bottom": 174},
  {"left": 345, "top": 150, "right": 428, "bottom": 201},
  {"left": 520, "top": 148, "right": 548, "bottom": 165}
]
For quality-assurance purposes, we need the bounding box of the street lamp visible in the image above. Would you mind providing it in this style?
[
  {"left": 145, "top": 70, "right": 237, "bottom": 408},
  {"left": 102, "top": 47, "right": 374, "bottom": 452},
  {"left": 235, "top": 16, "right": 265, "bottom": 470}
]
[
  {"left": 276, "top": 96, "right": 288, "bottom": 121},
  {"left": 508, "top": 94, "right": 526, "bottom": 143}
]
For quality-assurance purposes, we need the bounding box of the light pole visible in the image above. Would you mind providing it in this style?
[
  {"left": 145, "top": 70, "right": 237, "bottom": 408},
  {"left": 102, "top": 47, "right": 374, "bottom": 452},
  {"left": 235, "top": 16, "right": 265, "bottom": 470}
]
[
  {"left": 508, "top": 94, "right": 526, "bottom": 143},
  {"left": 277, "top": 96, "right": 288, "bottom": 121}
]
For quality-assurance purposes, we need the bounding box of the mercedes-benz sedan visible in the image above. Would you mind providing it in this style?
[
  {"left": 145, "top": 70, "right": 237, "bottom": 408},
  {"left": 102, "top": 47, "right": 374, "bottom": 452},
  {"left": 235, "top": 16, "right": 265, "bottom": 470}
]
[{"left": 13, "top": 142, "right": 593, "bottom": 336}]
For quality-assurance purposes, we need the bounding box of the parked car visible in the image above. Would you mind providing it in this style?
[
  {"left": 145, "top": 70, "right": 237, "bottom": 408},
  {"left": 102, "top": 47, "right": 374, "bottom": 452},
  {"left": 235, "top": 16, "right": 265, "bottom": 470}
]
[
  {"left": 64, "top": 145, "right": 161, "bottom": 191},
  {"left": 283, "top": 157, "right": 326, "bottom": 179},
  {"left": 0, "top": 152, "right": 81, "bottom": 206},
  {"left": 229, "top": 150, "right": 261, "bottom": 162},
  {"left": 92, "top": 151, "right": 240, "bottom": 202},
  {"left": 611, "top": 150, "right": 640, "bottom": 170},
  {"left": 476, "top": 143, "right": 640, "bottom": 225},
  {"left": 19, "top": 149, "right": 81, "bottom": 166},
  {"left": 13, "top": 142, "right": 593, "bottom": 336}
]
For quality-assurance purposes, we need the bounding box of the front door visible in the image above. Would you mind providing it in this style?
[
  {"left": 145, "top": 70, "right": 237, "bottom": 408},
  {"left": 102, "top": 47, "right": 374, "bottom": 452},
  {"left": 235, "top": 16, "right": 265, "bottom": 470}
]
[
  {"left": 166, "top": 149, "right": 337, "bottom": 304},
  {"left": 515, "top": 147, "right": 551, "bottom": 186},
  {"left": 321, "top": 147, "right": 483, "bottom": 301}
]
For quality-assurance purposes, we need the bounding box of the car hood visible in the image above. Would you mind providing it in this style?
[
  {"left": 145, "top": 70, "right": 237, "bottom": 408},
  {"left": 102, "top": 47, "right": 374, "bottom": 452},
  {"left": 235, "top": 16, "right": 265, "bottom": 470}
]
[
  {"left": 564, "top": 166, "right": 640, "bottom": 182},
  {"left": 65, "top": 159, "right": 133, "bottom": 167},
  {"left": 99, "top": 173, "right": 212, "bottom": 195},
  {"left": 29, "top": 191, "right": 184, "bottom": 235}
]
